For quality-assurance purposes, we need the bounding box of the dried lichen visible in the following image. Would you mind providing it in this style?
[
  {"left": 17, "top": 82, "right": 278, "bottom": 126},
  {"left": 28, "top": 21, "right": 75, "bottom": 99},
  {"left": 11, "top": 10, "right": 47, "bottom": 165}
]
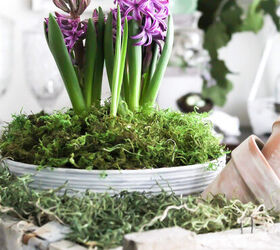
[{"left": 0, "top": 105, "right": 224, "bottom": 170}]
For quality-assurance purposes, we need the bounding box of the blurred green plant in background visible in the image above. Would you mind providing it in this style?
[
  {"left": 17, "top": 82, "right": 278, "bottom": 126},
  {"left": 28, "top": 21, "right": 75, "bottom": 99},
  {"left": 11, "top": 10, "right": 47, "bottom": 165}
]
[{"left": 171, "top": 0, "right": 280, "bottom": 106}]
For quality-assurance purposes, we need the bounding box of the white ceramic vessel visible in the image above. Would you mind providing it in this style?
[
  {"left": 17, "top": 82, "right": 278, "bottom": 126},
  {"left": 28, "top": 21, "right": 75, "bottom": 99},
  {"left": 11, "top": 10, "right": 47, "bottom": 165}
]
[{"left": 2, "top": 156, "right": 226, "bottom": 195}]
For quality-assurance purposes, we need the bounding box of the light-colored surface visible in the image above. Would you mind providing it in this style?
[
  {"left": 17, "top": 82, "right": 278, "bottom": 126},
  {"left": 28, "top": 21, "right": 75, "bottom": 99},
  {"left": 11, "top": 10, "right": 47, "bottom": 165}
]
[
  {"left": 123, "top": 227, "right": 197, "bottom": 250},
  {"left": 0, "top": 215, "right": 38, "bottom": 250},
  {"left": 123, "top": 224, "right": 280, "bottom": 250},
  {"left": 248, "top": 97, "right": 279, "bottom": 135},
  {"left": 0, "top": 216, "right": 86, "bottom": 250},
  {"left": 218, "top": 17, "right": 279, "bottom": 127},
  {"left": 32, "top": 221, "right": 71, "bottom": 243},
  {"left": 2, "top": 214, "right": 280, "bottom": 250},
  {"left": 49, "top": 240, "right": 86, "bottom": 250},
  {"left": 3, "top": 156, "right": 226, "bottom": 195},
  {"left": 197, "top": 224, "right": 280, "bottom": 250}
]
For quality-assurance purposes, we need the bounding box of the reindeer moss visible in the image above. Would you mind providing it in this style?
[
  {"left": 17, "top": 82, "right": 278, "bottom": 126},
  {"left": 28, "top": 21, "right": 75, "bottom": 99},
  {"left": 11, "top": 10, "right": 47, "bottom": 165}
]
[{"left": 0, "top": 105, "right": 224, "bottom": 170}]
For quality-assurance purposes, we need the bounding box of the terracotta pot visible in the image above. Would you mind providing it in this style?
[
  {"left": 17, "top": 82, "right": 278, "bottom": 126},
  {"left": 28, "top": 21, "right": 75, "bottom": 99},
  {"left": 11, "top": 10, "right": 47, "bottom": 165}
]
[
  {"left": 262, "top": 118, "right": 280, "bottom": 178},
  {"left": 202, "top": 135, "right": 280, "bottom": 211}
]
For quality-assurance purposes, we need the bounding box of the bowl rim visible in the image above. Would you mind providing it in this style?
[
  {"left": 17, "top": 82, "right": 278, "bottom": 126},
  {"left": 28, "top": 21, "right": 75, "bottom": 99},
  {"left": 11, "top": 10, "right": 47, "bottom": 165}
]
[{"left": 3, "top": 155, "right": 226, "bottom": 175}]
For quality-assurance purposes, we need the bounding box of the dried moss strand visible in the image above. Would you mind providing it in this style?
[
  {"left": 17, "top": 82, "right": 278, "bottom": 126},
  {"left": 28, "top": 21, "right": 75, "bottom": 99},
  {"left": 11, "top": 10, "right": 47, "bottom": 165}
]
[{"left": 0, "top": 168, "right": 278, "bottom": 249}]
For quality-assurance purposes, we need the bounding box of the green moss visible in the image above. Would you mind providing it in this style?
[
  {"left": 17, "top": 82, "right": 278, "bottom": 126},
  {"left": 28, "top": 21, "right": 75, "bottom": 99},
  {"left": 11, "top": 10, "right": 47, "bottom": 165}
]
[
  {"left": 0, "top": 105, "right": 224, "bottom": 170},
  {"left": 0, "top": 168, "right": 277, "bottom": 249}
]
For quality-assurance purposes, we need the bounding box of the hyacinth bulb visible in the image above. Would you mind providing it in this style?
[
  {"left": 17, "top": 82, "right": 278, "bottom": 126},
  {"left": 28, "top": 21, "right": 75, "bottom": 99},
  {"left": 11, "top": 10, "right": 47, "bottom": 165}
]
[{"left": 53, "top": 0, "right": 91, "bottom": 17}]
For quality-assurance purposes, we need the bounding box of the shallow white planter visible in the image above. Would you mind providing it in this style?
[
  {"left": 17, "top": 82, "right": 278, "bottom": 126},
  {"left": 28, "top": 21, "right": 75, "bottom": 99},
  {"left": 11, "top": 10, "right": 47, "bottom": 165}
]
[{"left": 2, "top": 156, "right": 226, "bottom": 195}]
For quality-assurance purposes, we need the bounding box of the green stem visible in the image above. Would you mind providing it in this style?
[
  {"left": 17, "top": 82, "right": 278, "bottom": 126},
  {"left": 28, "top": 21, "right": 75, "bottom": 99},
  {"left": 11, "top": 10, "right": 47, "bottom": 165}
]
[
  {"left": 141, "top": 15, "right": 174, "bottom": 108},
  {"left": 110, "top": 7, "right": 122, "bottom": 116},
  {"left": 92, "top": 8, "right": 105, "bottom": 106},
  {"left": 140, "top": 44, "right": 159, "bottom": 105},
  {"left": 127, "top": 20, "right": 142, "bottom": 111},
  {"left": 117, "top": 19, "right": 128, "bottom": 107},
  {"left": 104, "top": 13, "right": 114, "bottom": 90},
  {"left": 123, "top": 63, "right": 130, "bottom": 104},
  {"left": 84, "top": 18, "right": 97, "bottom": 108}
]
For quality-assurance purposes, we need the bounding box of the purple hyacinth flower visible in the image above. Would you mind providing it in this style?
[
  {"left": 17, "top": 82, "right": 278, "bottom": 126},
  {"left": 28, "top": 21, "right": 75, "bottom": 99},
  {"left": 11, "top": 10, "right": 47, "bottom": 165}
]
[
  {"left": 46, "top": 12, "right": 87, "bottom": 52},
  {"left": 120, "top": 0, "right": 149, "bottom": 20},
  {"left": 131, "top": 16, "right": 160, "bottom": 46},
  {"left": 45, "top": 0, "right": 91, "bottom": 52},
  {"left": 113, "top": 0, "right": 169, "bottom": 47}
]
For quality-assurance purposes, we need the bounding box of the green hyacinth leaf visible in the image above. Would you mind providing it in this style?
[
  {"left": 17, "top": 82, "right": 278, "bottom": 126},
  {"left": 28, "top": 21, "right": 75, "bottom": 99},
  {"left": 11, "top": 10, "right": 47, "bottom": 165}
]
[
  {"left": 142, "top": 15, "right": 174, "bottom": 108},
  {"left": 241, "top": 0, "right": 264, "bottom": 33},
  {"left": 84, "top": 18, "right": 97, "bottom": 108},
  {"left": 117, "top": 18, "right": 129, "bottom": 106},
  {"left": 92, "top": 7, "right": 105, "bottom": 106},
  {"left": 110, "top": 6, "right": 122, "bottom": 116},
  {"left": 104, "top": 12, "right": 114, "bottom": 89},
  {"left": 47, "top": 14, "right": 86, "bottom": 114}
]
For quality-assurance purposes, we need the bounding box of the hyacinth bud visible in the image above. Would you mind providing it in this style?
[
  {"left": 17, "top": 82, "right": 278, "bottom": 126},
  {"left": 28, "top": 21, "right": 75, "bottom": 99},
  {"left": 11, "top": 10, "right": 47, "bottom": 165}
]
[
  {"left": 77, "top": 0, "right": 91, "bottom": 15},
  {"left": 53, "top": 0, "right": 70, "bottom": 12},
  {"left": 53, "top": 0, "right": 91, "bottom": 17}
]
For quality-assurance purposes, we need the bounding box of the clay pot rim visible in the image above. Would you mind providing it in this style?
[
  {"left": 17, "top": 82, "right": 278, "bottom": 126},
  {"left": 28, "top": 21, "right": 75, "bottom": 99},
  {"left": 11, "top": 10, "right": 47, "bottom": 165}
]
[
  {"left": 241, "top": 135, "right": 272, "bottom": 171},
  {"left": 249, "top": 135, "right": 264, "bottom": 152},
  {"left": 232, "top": 135, "right": 280, "bottom": 182},
  {"left": 273, "top": 118, "right": 280, "bottom": 131}
]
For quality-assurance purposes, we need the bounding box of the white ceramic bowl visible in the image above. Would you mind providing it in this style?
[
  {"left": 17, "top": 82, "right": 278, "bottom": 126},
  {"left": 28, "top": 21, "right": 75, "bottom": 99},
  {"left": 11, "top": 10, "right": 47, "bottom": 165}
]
[{"left": 2, "top": 156, "right": 226, "bottom": 195}]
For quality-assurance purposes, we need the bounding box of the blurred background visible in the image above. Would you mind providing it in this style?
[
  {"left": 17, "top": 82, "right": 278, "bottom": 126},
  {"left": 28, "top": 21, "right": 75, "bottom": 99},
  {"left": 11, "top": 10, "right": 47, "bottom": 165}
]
[{"left": 1, "top": 0, "right": 280, "bottom": 146}]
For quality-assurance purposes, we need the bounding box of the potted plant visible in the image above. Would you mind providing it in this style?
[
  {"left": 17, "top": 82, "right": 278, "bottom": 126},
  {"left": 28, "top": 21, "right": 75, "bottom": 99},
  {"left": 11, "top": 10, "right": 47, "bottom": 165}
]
[{"left": 0, "top": 0, "right": 225, "bottom": 195}]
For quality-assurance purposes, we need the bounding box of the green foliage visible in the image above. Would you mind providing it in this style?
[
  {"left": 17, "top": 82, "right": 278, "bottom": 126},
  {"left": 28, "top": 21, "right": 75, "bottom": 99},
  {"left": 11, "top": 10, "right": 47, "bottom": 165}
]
[
  {"left": 111, "top": 7, "right": 129, "bottom": 116},
  {"left": 141, "top": 16, "right": 175, "bottom": 108},
  {"left": 198, "top": 0, "right": 280, "bottom": 106},
  {"left": 204, "top": 23, "right": 230, "bottom": 58},
  {"left": 260, "top": 0, "right": 280, "bottom": 30},
  {"left": 84, "top": 18, "right": 97, "bottom": 108},
  {"left": 0, "top": 168, "right": 277, "bottom": 249},
  {"left": 0, "top": 105, "right": 224, "bottom": 170},
  {"left": 242, "top": 0, "right": 264, "bottom": 32},
  {"left": 47, "top": 6, "right": 174, "bottom": 116},
  {"left": 46, "top": 14, "right": 86, "bottom": 114},
  {"left": 45, "top": 9, "right": 107, "bottom": 112},
  {"left": 91, "top": 7, "right": 105, "bottom": 106}
]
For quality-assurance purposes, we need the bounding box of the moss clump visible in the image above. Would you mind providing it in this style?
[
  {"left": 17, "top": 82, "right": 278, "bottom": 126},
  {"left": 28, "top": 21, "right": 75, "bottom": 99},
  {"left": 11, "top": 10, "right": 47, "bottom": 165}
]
[
  {"left": 0, "top": 105, "right": 224, "bottom": 170},
  {"left": 0, "top": 168, "right": 276, "bottom": 249}
]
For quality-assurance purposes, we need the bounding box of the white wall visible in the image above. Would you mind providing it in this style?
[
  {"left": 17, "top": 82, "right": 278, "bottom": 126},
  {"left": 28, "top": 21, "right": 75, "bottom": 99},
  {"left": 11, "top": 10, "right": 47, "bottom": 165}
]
[
  {"left": 0, "top": 0, "right": 70, "bottom": 122},
  {"left": 218, "top": 17, "right": 279, "bottom": 126},
  {"left": 0, "top": 0, "right": 279, "bottom": 126}
]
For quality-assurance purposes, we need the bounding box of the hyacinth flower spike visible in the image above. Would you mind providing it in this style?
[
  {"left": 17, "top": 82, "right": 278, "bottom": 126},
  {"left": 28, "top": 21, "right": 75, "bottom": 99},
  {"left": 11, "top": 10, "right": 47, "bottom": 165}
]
[
  {"left": 105, "top": 0, "right": 174, "bottom": 111},
  {"left": 45, "top": 0, "right": 106, "bottom": 113},
  {"left": 45, "top": 0, "right": 173, "bottom": 115}
]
